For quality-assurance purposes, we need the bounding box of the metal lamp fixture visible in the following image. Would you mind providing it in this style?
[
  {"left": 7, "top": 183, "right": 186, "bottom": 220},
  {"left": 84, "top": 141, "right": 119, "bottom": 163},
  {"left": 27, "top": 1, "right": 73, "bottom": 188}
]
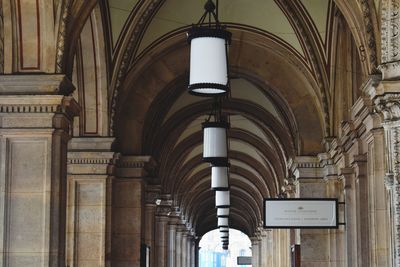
[
  {"left": 219, "top": 226, "right": 229, "bottom": 232},
  {"left": 211, "top": 162, "right": 229, "bottom": 190},
  {"left": 218, "top": 217, "right": 229, "bottom": 227},
  {"left": 215, "top": 190, "right": 230, "bottom": 208},
  {"left": 202, "top": 121, "right": 229, "bottom": 164},
  {"left": 187, "top": 0, "right": 232, "bottom": 96},
  {"left": 217, "top": 207, "right": 229, "bottom": 217},
  {"left": 220, "top": 231, "right": 229, "bottom": 239}
]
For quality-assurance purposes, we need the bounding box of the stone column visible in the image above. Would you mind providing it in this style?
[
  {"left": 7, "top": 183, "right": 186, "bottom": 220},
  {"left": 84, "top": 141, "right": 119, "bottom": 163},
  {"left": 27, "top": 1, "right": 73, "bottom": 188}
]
[
  {"left": 144, "top": 186, "right": 160, "bottom": 267},
  {"left": 66, "top": 137, "right": 115, "bottom": 267},
  {"left": 167, "top": 222, "right": 177, "bottom": 267},
  {"left": 186, "top": 233, "right": 193, "bottom": 266},
  {"left": 175, "top": 225, "right": 183, "bottom": 267},
  {"left": 261, "top": 230, "right": 273, "bottom": 267},
  {"left": 340, "top": 168, "right": 357, "bottom": 267},
  {"left": 353, "top": 155, "right": 370, "bottom": 267},
  {"left": 326, "top": 175, "right": 345, "bottom": 267},
  {"left": 371, "top": 75, "right": 400, "bottom": 266},
  {"left": 259, "top": 230, "right": 267, "bottom": 267},
  {"left": 112, "top": 156, "right": 156, "bottom": 267},
  {"left": 251, "top": 237, "right": 260, "bottom": 267},
  {"left": 190, "top": 236, "right": 196, "bottom": 267},
  {"left": 181, "top": 230, "right": 188, "bottom": 267},
  {"left": 0, "top": 75, "right": 79, "bottom": 266},
  {"left": 376, "top": 1, "right": 400, "bottom": 265},
  {"left": 155, "top": 214, "right": 169, "bottom": 267}
]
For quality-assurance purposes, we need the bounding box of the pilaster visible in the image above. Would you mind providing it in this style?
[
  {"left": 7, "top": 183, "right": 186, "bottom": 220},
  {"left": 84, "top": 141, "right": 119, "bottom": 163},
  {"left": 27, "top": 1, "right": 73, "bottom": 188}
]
[
  {"left": 250, "top": 236, "right": 261, "bottom": 267},
  {"left": 367, "top": 70, "right": 400, "bottom": 266},
  {"left": 66, "top": 137, "right": 115, "bottom": 267},
  {"left": 144, "top": 185, "right": 160, "bottom": 267},
  {"left": 0, "top": 74, "right": 79, "bottom": 267},
  {"left": 154, "top": 196, "right": 172, "bottom": 267},
  {"left": 112, "top": 155, "right": 157, "bottom": 267}
]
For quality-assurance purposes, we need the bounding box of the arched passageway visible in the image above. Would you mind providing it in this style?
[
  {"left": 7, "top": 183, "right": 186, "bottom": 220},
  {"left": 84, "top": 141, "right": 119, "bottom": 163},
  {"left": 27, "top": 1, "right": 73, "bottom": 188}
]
[
  {"left": 199, "top": 229, "right": 251, "bottom": 266},
  {"left": 1, "top": 0, "right": 398, "bottom": 267}
]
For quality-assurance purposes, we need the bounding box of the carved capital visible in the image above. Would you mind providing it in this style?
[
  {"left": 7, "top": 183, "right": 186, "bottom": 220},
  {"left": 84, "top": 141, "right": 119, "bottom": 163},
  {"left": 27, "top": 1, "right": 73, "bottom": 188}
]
[
  {"left": 281, "top": 177, "right": 298, "bottom": 197},
  {"left": 374, "top": 92, "right": 400, "bottom": 123}
]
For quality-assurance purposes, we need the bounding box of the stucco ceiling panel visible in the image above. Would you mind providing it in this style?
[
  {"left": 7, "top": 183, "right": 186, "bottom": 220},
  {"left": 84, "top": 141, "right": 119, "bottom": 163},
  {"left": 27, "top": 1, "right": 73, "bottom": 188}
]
[
  {"left": 300, "top": 0, "right": 330, "bottom": 43},
  {"left": 108, "top": 0, "right": 139, "bottom": 46},
  {"left": 138, "top": 0, "right": 304, "bottom": 56}
]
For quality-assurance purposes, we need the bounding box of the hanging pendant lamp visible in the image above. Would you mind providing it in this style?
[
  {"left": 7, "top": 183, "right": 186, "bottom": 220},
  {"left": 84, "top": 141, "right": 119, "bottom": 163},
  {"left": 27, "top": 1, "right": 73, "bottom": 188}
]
[
  {"left": 220, "top": 231, "right": 229, "bottom": 239},
  {"left": 211, "top": 162, "right": 229, "bottom": 190},
  {"left": 218, "top": 216, "right": 229, "bottom": 227},
  {"left": 203, "top": 121, "right": 229, "bottom": 165},
  {"left": 187, "top": 0, "right": 231, "bottom": 96},
  {"left": 219, "top": 226, "right": 229, "bottom": 232},
  {"left": 215, "top": 190, "right": 230, "bottom": 208},
  {"left": 217, "top": 207, "right": 229, "bottom": 217}
]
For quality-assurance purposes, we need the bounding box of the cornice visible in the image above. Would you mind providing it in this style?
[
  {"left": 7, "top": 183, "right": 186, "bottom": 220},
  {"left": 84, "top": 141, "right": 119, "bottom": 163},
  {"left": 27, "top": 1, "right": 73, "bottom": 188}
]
[{"left": 0, "top": 74, "right": 75, "bottom": 95}]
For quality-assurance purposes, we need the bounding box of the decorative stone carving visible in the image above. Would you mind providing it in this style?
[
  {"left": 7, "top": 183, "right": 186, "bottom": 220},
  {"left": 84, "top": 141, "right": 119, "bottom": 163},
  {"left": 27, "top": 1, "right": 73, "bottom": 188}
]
[
  {"left": 375, "top": 93, "right": 400, "bottom": 122},
  {"left": 381, "top": 0, "right": 400, "bottom": 64},
  {"left": 55, "top": 0, "right": 72, "bottom": 73},
  {"left": 372, "top": 84, "right": 400, "bottom": 266},
  {"left": 359, "top": 0, "right": 378, "bottom": 70},
  {"left": 281, "top": 177, "right": 298, "bottom": 197}
]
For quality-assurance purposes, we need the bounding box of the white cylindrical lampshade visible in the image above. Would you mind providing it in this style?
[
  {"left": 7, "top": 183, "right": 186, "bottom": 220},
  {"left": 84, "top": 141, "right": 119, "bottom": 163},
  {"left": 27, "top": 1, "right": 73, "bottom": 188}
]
[
  {"left": 217, "top": 208, "right": 230, "bottom": 217},
  {"left": 218, "top": 217, "right": 229, "bottom": 227},
  {"left": 188, "top": 27, "right": 231, "bottom": 96},
  {"left": 211, "top": 165, "right": 229, "bottom": 190},
  {"left": 203, "top": 122, "right": 229, "bottom": 164},
  {"left": 220, "top": 231, "right": 229, "bottom": 238},
  {"left": 219, "top": 226, "right": 229, "bottom": 232},
  {"left": 216, "top": 190, "right": 230, "bottom": 208}
]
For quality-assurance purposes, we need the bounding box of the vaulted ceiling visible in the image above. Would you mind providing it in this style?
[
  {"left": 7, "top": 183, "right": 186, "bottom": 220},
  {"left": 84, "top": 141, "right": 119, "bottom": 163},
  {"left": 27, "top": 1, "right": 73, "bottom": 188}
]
[{"left": 98, "top": 0, "right": 380, "bottom": 236}]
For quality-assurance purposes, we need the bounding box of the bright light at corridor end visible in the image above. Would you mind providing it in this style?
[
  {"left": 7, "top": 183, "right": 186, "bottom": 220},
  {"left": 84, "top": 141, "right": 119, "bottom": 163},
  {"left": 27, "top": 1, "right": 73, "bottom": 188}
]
[{"left": 199, "top": 229, "right": 252, "bottom": 265}]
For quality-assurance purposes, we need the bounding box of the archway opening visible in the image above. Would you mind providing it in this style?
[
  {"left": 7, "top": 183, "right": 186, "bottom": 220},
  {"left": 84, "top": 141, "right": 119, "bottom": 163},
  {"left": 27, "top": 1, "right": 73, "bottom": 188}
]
[{"left": 199, "top": 228, "right": 252, "bottom": 267}]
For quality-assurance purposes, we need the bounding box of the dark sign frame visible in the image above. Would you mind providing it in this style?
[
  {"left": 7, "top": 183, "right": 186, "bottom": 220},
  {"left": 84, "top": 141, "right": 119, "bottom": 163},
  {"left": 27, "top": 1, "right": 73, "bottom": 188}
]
[{"left": 263, "top": 198, "right": 339, "bottom": 229}]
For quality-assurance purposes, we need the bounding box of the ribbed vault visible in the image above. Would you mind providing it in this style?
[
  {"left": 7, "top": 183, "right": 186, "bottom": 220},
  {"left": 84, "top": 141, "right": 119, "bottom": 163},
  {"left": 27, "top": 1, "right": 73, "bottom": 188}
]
[
  {"left": 107, "top": 0, "right": 373, "bottom": 238},
  {"left": 113, "top": 25, "right": 327, "bottom": 236}
]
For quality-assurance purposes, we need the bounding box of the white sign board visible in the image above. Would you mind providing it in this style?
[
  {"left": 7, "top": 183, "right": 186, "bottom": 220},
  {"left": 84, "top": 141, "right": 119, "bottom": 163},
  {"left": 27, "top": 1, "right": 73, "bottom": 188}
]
[
  {"left": 264, "top": 199, "right": 338, "bottom": 228},
  {"left": 237, "top": 256, "right": 252, "bottom": 265}
]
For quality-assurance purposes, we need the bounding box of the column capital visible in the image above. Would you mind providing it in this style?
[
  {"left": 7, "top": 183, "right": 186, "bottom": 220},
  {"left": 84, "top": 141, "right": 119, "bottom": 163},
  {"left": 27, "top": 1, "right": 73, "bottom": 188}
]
[
  {"left": 289, "top": 155, "right": 338, "bottom": 181},
  {"left": 155, "top": 195, "right": 173, "bottom": 217},
  {"left": 67, "top": 137, "right": 116, "bottom": 175},
  {"left": 115, "top": 155, "right": 157, "bottom": 178},
  {"left": 369, "top": 80, "right": 400, "bottom": 125},
  {"left": 339, "top": 167, "right": 355, "bottom": 189},
  {"left": 145, "top": 185, "right": 161, "bottom": 205},
  {"left": 281, "top": 177, "right": 298, "bottom": 197}
]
